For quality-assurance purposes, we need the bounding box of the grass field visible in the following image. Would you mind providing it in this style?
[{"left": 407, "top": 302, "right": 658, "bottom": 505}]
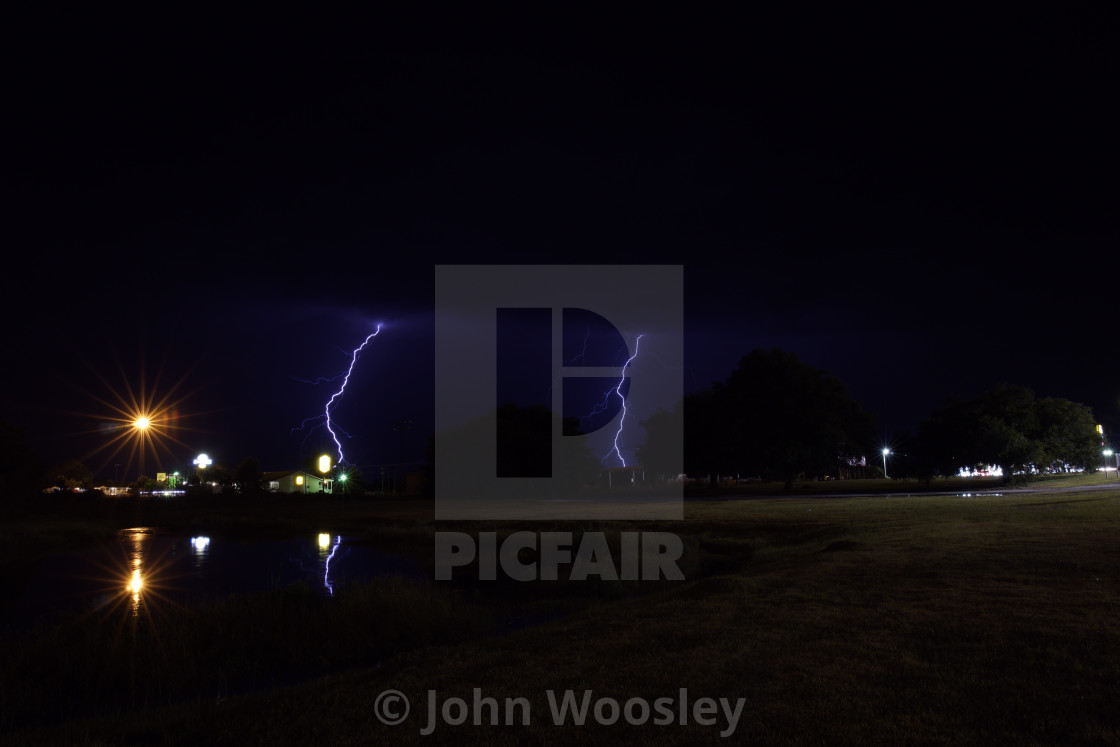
[{"left": 4, "top": 479, "right": 1120, "bottom": 744}]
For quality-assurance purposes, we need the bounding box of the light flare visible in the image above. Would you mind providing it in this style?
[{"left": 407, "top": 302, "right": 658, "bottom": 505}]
[{"left": 66, "top": 347, "right": 209, "bottom": 482}]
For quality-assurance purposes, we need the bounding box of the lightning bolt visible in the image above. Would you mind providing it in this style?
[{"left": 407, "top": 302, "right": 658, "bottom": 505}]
[
  {"left": 567, "top": 325, "right": 592, "bottom": 366},
  {"left": 324, "top": 535, "right": 341, "bottom": 596},
  {"left": 292, "top": 324, "right": 382, "bottom": 464},
  {"left": 604, "top": 333, "right": 643, "bottom": 468},
  {"left": 291, "top": 373, "right": 347, "bottom": 386},
  {"left": 289, "top": 414, "right": 354, "bottom": 445},
  {"left": 545, "top": 325, "right": 591, "bottom": 405},
  {"left": 548, "top": 323, "right": 646, "bottom": 468},
  {"left": 323, "top": 324, "right": 382, "bottom": 464}
]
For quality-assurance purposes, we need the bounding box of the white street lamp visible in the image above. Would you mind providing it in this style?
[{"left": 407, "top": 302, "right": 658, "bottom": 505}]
[{"left": 882, "top": 448, "right": 891, "bottom": 479}]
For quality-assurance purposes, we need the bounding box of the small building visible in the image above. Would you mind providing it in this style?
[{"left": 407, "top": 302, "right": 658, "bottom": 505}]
[{"left": 261, "top": 470, "right": 331, "bottom": 494}]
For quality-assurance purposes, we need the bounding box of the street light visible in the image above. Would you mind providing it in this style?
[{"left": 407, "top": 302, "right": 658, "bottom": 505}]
[
  {"left": 882, "top": 448, "right": 891, "bottom": 479},
  {"left": 132, "top": 417, "right": 151, "bottom": 480},
  {"left": 1105, "top": 449, "right": 1114, "bottom": 479},
  {"left": 193, "top": 453, "right": 211, "bottom": 487}
]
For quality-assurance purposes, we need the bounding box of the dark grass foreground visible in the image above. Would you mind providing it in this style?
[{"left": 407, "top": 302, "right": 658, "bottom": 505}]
[{"left": 4, "top": 487, "right": 1120, "bottom": 744}]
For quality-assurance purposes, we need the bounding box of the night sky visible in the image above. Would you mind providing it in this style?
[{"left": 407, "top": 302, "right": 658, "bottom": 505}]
[{"left": 4, "top": 7, "right": 1117, "bottom": 482}]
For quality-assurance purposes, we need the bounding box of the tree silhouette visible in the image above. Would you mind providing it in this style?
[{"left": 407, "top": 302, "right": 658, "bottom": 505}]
[
  {"left": 49, "top": 458, "right": 94, "bottom": 491},
  {"left": 638, "top": 400, "right": 684, "bottom": 480},
  {"left": 234, "top": 457, "right": 263, "bottom": 497},
  {"left": 670, "top": 349, "right": 874, "bottom": 489},
  {"left": 917, "top": 384, "right": 1099, "bottom": 482}
]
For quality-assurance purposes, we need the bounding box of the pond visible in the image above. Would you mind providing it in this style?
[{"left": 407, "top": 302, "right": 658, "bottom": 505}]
[{"left": 6, "top": 527, "right": 425, "bottom": 630}]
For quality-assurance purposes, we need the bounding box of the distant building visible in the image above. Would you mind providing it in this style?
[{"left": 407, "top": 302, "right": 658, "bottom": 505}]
[{"left": 261, "top": 470, "right": 331, "bottom": 494}]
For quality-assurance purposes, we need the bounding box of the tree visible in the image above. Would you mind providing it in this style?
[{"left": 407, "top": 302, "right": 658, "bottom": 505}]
[
  {"left": 234, "top": 457, "right": 263, "bottom": 497},
  {"left": 917, "top": 384, "right": 1099, "bottom": 482},
  {"left": 637, "top": 400, "right": 685, "bottom": 480},
  {"left": 682, "top": 349, "right": 875, "bottom": 490},
  {"left": 1035, "top": 397, "right": 1099, "bottom": 472},
  {"left": 682, "top": 385, "right": 737, "bottom": 483},
  {"left": 49, "top": 459, "right": 94, "bottom": 492}
]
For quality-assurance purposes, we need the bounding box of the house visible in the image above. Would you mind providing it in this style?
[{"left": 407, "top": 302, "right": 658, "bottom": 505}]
[{"left": 261, "top": 470, "right": 332, "bottom": 494}]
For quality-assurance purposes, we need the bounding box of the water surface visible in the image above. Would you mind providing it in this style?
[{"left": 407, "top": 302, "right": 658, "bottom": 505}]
[{"left": 6, "top": 527, "right": 423, "bottom": 630}]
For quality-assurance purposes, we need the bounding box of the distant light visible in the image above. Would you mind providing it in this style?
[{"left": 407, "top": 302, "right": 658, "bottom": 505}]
[
  {"left": 318, "top": 533, "right": 331, "bottom": 548},
  {"left": 191, "top": 536, "right": 210, "bottom": 551},
  {"left": 882, "top": 448, "right": 890, "bottom": 455},
  {"left": 1105, "top": 450, "right": 1114, "bottom": 457},
  {"left": 194, "top": 453, "right": 212, "bottom": 469},
  {"left": 338, "top": 473, "right": 347, "bottom": 482},
  {"left": 129, "top": 569, "right": 142, "bottom": 594},
  {"left": 134, "top": 416, "right": 151, "bottom": 430},
  {"left": 296, "top": 475, "right": 304, "bottom": 486},
  {"left": 318, "top": 455, "right": 331, "bottom": 474}
]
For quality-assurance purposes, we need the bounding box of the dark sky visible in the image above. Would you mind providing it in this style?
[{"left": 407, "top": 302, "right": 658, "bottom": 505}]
[{"left": 4, "top": 7, "right": 1117, "bottom": 481}]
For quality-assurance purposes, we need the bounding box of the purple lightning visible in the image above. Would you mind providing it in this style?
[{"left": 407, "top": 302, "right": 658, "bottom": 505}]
[
  {"left": 604, "top": 333, "right": 643, "bottom": 468},
  {"left": 547, "top": 324, "right": 646, "bottom": 466},
  {"left": 323, "top": 324, "right": 382, "bottom": 464},
  {"left": 324, "top": 535, "right": 341, "bottom": 596},
  {"left": 545, "top": 325, "right": 592, "bottom": 406},
  {"left": 292, "top": 373, "right": 347, "bottom": 386}
]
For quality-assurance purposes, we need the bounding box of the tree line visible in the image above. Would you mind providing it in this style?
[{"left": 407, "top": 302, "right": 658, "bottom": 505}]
[
  {"left": 638, "top": 348, "right": 1105, "bottom": 487},
  {"left": 3, "top": 348, "right": 1106, "bottom": 497}
]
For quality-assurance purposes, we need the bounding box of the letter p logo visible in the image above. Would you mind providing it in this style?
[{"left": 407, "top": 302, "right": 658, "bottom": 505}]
[{"left": 436, "top": 265, "right": 683, "bottom": 520}]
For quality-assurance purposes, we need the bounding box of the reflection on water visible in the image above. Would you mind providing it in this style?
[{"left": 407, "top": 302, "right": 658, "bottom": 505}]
[
  {"left": 323, "top": 534, "right": 341, "bottom": 596},
  {"left": 127, "top": 528, "right": 147, "bottom": 616},
  {"left": 190, "top": 536, "right": 211, "bottom": 573},
  {"left": 5, "top": 528, "right": 422, "bottom": 631}
]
